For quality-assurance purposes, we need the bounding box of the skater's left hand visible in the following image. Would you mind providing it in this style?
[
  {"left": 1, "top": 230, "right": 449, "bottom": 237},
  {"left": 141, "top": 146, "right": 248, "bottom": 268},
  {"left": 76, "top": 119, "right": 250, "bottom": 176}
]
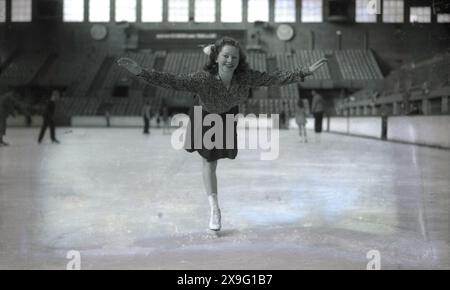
[{"left": 308, "top": 58, "right": 328, "bottom": 74}]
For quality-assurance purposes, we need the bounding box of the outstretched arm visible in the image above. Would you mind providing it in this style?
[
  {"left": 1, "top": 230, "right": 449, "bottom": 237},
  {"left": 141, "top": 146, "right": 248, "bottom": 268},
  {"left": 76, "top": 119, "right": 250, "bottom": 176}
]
[
  {"left": 117, "top": 57, "right": 205, "bottom": 92},
  {"left": 244, "top": 58, "right": 328, "bottom": 87}
]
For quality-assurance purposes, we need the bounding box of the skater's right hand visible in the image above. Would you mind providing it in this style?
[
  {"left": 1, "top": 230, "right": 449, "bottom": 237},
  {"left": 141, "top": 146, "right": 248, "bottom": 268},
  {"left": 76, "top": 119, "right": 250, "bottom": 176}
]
[{"left": 117, "top": 57, "right": 143, "bottom": 75}]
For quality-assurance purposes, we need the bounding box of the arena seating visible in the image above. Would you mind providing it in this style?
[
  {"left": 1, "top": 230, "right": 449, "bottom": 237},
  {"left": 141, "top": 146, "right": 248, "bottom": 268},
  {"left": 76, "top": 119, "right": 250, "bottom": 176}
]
[
  {"left": 2, "top": 49, "right": 387, "bottom": 118},
  {"left": 0, "top": 48, "right": 17, "bottom": 72},
  {"left": 35, "top": 52, "right": 86, "bottom": 87},
  {"left": 344, "top": 52, "right": 450, "bottom": 116},
  {"left": 335, "top": 50, "right": 383, "bottom": 81},
  {"left": 69, "top": 52, "right": 106, "bottom": 99},
  {"left": 0, "top": 51, "right": 49, "bottom": 86}
]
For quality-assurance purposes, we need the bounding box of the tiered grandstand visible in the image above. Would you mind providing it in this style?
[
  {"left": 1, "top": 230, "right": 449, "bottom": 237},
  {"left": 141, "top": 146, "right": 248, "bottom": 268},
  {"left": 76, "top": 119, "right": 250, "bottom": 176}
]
[
  {"left": 342, "top": 52, "right": 450, "bottom": 116},
  {"left": 0, "top": 51, "right": 50, "bottom": 87},
  {"left": 335, "top": 50, "right": 383, "bottom": 81},
  {"left": 0, "top": 49, "right": 398, "bottom": 119}
]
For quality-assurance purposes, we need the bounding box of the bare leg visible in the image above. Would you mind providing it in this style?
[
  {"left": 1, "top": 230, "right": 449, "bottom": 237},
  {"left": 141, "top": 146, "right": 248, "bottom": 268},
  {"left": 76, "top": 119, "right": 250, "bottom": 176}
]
[
  {"left": 202, "top": 158, "right": 217, "bottom": 194},
  {"left": 298, "top": 125, "right": 306, "bottom": 142},
  {"left": 202, "top": 158, "right": 221, "bottom": 231},
  {"left": 303, "top": 125, "right": 308, "bottom": 142}
]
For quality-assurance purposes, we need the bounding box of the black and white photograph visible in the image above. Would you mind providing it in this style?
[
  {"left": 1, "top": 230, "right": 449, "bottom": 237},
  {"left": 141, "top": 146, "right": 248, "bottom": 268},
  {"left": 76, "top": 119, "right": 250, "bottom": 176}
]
[{"left": 0, "top": 0, "right": 449, "bottom": 272}]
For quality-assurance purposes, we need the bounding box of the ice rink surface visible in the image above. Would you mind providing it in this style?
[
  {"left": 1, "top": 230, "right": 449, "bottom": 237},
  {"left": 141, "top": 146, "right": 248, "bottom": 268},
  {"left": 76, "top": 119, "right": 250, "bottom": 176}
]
[{"left": 0, "top": 128, "right": 449, "bottom": 269}]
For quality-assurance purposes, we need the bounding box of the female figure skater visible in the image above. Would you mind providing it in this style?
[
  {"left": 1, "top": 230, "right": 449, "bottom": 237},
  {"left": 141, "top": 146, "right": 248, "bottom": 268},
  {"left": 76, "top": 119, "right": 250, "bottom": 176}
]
[{"left": 117, "top": 37, "right": 327, "bottom": 231}]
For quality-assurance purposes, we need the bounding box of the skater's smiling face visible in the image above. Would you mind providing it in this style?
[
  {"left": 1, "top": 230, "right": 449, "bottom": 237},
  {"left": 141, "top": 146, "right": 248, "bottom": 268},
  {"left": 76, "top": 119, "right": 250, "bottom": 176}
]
[
  {"left": 204, "top": 37, "right": 249, "bottom": 75},
  {"left": 216, "top": 45, "right": 240, "bottom": 75}
]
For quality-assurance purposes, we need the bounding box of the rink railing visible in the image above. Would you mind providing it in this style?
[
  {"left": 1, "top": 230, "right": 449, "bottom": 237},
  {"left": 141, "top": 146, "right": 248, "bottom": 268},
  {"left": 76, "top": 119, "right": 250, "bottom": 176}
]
[
  {"left": 7, "top": 115, "right": 450, "bottom": 149},
  {"left": 291, "top": 115, "right": 450, "bottom": 149}
]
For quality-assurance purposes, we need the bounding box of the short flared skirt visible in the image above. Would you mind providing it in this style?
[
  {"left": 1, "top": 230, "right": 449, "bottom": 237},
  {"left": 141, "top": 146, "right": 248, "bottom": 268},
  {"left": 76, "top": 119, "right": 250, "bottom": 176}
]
[{"left": 184, "top": 104, "right": 239, "bottom": 162}]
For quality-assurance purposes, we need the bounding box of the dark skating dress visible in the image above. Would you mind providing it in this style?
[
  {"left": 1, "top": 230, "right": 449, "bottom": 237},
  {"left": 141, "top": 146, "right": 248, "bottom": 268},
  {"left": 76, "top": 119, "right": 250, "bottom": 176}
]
[
  {"left": 184, "top": 96, "right": 239, "bottom": 162},
  {"left": 137, "top": 67, "right": 311, "bottom": 162}
]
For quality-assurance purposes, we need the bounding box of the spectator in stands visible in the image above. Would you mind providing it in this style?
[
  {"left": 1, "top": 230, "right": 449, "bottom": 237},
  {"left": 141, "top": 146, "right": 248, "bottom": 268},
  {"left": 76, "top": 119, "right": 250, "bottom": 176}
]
[
  {"left": 408, "top": 103, "right": 423, "bottom": 115},
  {"left": 117, "top": 36, "right": 327, "bottom": 232},
  {"left": 401, "top": 91, "right": 411, "bottom": 115},
  {"left": 142, "top": 101, "right": 152, "bottom": 134},
  {"left": 311, "top": 90, "right": 325, "bottom": 142},
  {"left": 38, "top": 89, "right": 60, "bottom": 144},
  {"left": 295, "top": 98, "right": 308, "bottom": 143}
]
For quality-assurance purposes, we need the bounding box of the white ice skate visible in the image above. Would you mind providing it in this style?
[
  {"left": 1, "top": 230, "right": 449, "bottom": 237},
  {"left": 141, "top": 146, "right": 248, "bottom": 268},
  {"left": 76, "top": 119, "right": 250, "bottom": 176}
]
[{"left": 209, "top": 207, "right": 221, "bottom": 231}]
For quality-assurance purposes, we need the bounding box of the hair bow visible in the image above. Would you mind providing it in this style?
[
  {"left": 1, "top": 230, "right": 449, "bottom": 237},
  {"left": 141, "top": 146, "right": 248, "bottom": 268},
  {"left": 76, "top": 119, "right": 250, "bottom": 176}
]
[{"left": 203, "top": 44, "right": 215, "bottom": 56}]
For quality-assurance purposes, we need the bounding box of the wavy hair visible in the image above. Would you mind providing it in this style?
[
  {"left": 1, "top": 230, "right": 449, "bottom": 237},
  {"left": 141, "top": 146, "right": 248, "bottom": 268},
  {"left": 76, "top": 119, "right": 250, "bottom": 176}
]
[{"left": 203, "top": 37, "right": 249, "bottom": 75}]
